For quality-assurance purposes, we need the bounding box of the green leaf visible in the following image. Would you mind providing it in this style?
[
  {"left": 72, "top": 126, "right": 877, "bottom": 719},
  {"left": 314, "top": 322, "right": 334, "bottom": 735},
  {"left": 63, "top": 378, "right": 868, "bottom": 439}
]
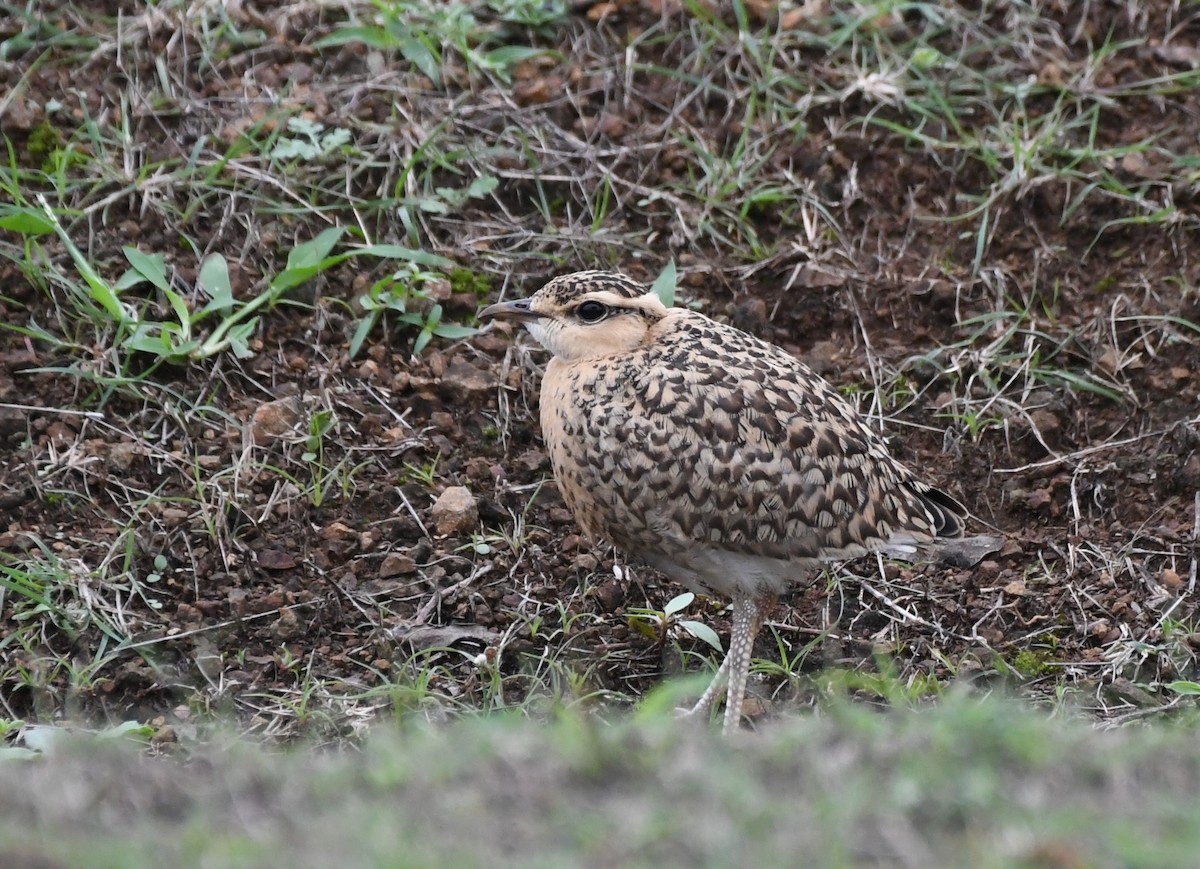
[
  {"left": 223, "top": 320, "right": 258, "bottom": 360},
  {"left": 432, "top": 324, "right": 479, "bottom": 340},
  {"left": 425, "top": 304, "right": 443, "bottom": 330},
  {"left": 0, "top": 208, "right": 54, "bottom": 235},
  {"left": 114, "top": 269, "right": 147, "bottom": 291},
  {"left": 1033, "top": 368, "right": 1124, "bottom": 402},
  {"left": 120, "top": 248, "right": 192, "bottom": 334},
  {"left": 311, "top": 410, "right": 334, "bottom": 436},
  {"left": 286, "top": 117, "right": 323, "bottom": 139},
  {"left": 314, "top": 26, "right": 399, "bottom": 50},
  {"left": 419, "top": 197, "right": 452, "bottom": 214},
  {"left": 289, "top": 226, "right": 345, "bottom": 268},
  {"left": 466, "top": 175, "right": 498, "bottom": 198},
  {"left": 349, "top": 314, "right": 378, "bottom": 360},
  {"left": 200, "top": 318, "right": 258, "bottom": 361},
  {"left": 910, "top": 46, "right": 944, "bottom": 69},
  {"left": 1166, "top": 681, "right": 1200, "bottom": 695},
  {"left": 663, "top": 591, "right": 695, "bottom": 617},
  {"left": 678, "top": 620, "right": 723, "bottom": 652},
  {"left": 97, "top": 720, "right": 155, "bottom": 742},
  {"left": 124, "top": 327, "right": 175, "bottom": 357},
  {"left": 628, "top": 616, "right": 661, "bottom": 640},
  {"left": 320, "top": 127, "right": 351, "bottom": 152},
  {"left": 271, "top": 226, "right": 345, "bottom": 292},
  {"left": 122, "top": 247, "right": 172, "bottom": 295},
  {"left": 38, "top": 198, "right": 128, "bottom": 324},
  {"left": 350, "top": 244, "right": 454, "bottom": 269},
  {"left": 159, "top": 286, "right": 192, "bottom": 332},
  {"left": 651, "top": 260, "right": 677, "bottom": 307},
  {"left": 399, "top": 33, "right": 441, "bottom": 83},
  {"left": 483, "top": 45, "right": 545, "bottom": 71},
  {"left": 197, "top": 254, "right": 234, "bottom": 316},
  {"left": 270, "top": 139, "right": 319, "bottom": 160},
  {"left": 0, "top": 563, "right": 52, "bottom": 607}
]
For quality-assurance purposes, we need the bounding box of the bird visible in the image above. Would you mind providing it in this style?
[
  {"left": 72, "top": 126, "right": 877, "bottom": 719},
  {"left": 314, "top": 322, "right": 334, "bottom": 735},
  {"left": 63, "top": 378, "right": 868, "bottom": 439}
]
[{"left": 480, "top": 270, "right": 967, "bottom": 735}]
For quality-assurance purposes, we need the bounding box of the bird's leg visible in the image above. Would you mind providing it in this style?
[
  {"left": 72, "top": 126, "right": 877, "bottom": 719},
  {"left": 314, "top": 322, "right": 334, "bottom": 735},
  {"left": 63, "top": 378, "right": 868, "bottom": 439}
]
[
  {"left": 722, "top": 595, "right": 762, "bottom": 737},
  {"left": 681, "top": 651, "right": 732, "bottom": 720}
]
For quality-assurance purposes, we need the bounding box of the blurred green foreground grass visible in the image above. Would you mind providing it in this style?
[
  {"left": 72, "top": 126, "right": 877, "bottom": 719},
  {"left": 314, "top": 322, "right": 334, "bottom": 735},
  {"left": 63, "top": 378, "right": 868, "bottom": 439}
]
[{"left": 2, "top": 691, "right": 1198, "bottom": 869}]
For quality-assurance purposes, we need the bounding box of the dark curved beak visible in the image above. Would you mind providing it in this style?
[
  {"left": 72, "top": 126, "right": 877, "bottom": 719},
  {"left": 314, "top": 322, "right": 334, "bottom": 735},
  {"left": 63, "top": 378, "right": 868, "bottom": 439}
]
[{"left": 479, "top": 298, "right": 541, "bottom": 322}]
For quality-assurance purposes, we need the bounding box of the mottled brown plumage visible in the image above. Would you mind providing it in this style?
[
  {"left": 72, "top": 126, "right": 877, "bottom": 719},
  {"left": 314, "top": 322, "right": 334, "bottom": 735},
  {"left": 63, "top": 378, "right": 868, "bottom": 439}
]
[{"left": 481, "top": 270, "right": 967, "bottom": 734}]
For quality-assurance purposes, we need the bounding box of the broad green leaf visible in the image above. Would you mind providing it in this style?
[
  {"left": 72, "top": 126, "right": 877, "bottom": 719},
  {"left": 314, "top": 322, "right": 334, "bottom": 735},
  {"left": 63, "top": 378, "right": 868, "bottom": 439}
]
[
  {"left": 124, "top": 329, "right": 175, "bottom": 357},
  {"left": 271, "top": 267, "right": 319, "bottom": 293},
  {"left": 288, "top": 226, "right": 344, "bottom": 269},
  {"left": 418, "top": 197, "right": 451, "bottom": 214},
  {"left": 651, "top": 259, "right": 677, "bottom": 307},
  {"left": 628, "top": 618, "right": 659, "bottom": 640},
  {"left": 0, "top": 208, "right": 54, "bottom": 235},
  {"left": 159, "top": 286, "right": 192, "bottom": 332},
  {"left": 425, "top": 303, "right": 443, "bottom": 330},
  {"left": 678, "top": 620, "right": 723, "bottom": 652},
  {"left": 399, "top": 34, "right": 441, "bottom": 84},
  {"left": 271, "top": 227, "right": 345, "bottom": 291},
  {"left": 432, "top": 324, "right": 479, "bottom": 340},
  {"left": 115, "top": 269, "right": 147, "bottom": 291},
  {"left": 197, "top": 254, "right": 234, "bottom": 315},
  {"left": 314, "top": 27, "right": 400, "bottom": 50},
  {"left": 466, "top": 175, "right": 498, "bottom": 198},
  {"left": 483, "top": 45, "right": 545, "bottom": 70},
  {"left": 1166, "top": 681, "right": 1200, "bottom": 695},
  {"left": 122, "top": 247, "right": 172, "bottom": 295},
  {"left": 663, "top": 591, "right": 695, "bottom": 617},
  {"left": 223, "top": 320, "right": 258, "bottom": 360},
  {"left": 96, "top": 720, "right": 155, "bottom": 742}
]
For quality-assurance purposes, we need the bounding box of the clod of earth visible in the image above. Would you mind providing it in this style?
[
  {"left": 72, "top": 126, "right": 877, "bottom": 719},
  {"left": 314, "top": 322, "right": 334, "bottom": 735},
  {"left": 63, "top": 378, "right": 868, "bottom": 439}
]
[{"left": 431, "top": 486, "right": 479, "bottom": 536}]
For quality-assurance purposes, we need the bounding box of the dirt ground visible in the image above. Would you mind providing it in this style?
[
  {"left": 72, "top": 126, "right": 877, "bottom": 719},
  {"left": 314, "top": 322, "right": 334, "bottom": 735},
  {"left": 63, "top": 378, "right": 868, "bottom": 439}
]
[{"left": 1, "top": 1, "right": 1199, "bottom": 740}]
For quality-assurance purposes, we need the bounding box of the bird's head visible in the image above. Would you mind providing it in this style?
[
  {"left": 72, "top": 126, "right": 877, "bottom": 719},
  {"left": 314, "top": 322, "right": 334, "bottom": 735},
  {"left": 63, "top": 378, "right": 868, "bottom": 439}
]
[{"left": 480, "top": 270, "right": 670, "bottom": 362}]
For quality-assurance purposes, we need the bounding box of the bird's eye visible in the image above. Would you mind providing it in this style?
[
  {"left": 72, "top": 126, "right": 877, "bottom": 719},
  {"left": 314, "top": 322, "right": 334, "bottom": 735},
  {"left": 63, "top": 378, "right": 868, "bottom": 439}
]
[{"left": 575, "top": 300, "right": 609, "bottom": 323}]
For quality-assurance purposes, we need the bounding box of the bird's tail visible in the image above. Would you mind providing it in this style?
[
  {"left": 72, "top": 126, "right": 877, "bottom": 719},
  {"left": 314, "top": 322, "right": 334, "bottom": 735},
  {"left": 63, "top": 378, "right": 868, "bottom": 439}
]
[{"left": 917, "top": 485, "right": 968, "bottom": 539}]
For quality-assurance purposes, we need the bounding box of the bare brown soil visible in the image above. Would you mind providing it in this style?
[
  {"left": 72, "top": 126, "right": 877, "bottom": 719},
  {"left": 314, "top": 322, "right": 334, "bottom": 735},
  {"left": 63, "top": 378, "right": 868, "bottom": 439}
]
[{"left": 1, "top": 1, "right": 1198, "bottom": 738}]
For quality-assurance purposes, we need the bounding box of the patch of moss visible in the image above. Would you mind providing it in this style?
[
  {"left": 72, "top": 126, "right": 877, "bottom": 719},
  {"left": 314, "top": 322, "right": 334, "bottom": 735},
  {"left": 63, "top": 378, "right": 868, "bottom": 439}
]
[
  {"left": 1012, "top": 648, "right": 1053, "bottom": 678},
  {"left": 27, "top": 121, "right": 62, "bottom": 166},
  {"left": 448, "top": 267, "right": 494, "bottom": 298}
]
